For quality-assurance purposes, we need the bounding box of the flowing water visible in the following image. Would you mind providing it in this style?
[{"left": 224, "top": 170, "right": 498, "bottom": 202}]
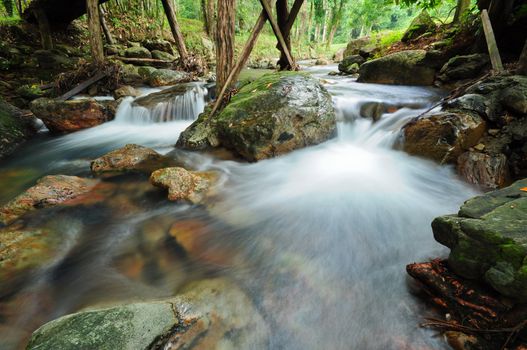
[{"left": 0, "top": 66, "right": 478, "bottom": 349}]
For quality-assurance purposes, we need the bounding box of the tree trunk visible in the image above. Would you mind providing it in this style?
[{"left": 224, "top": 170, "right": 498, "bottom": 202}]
[
  {"left": 276, "top": 0, "right": 291, "bottom": 70},
  {"left": 453, "top": 0, "right": 470, "bottom": 23},
  {"left": 481, "top": 9, "right": 503, "bottom": 72},
  {"left": 201, "top": 0, "right": 216, "bottom": 37},
  {"left": 86, "top": 0, "right": 105, "bottom": 64},
  {"left": 161, "top": 0, "right": 189, "bottom": 67},
  {"left": 99, "top": 5, "right": 115, "bottom": 45},
  {"left": 33, "top": 5, "right": 53, "bottom": 50},
  {"left": 518, "top": 40, "right": 527, "bottom": 75},
  {"left": 215, "top": 0, "right": 236, "bottom": 94}
]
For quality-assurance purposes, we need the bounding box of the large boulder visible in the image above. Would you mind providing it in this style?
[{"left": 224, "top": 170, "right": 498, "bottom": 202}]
[
  {"left": 26, "top": 278, "right": 269, "bottom": 350},
  {"left": 357, "top": 50, "right": 437, "bottom": 86},
  {"left": 437, "top": 54, "right": 490, "bottom": 85},
  {"left": 177, "top": 72, "right": 337, "bottom": 161},
  {"left": 432, "top": 179, "right": 527, "bottom": 301},
  {"left": 148, "top": 69, "right": 192, "bottom": 87},
  {"left": 402, "top": 111, "right": 487, "bottom": 163},
  {"left": 0, "top": 98, "right": 36, "bottom": 159},
  {"left": 338, "top": 55, "right": 365, "bottom": 74},
  {"left": 343, "top": 36, "right": 371, "bottom": 57},
  {"left": 401, "top": 10, "right": 436, "bottom": 42},
  {"left": 91, "top": 144, "right": 176, "bottom": 175},
  {"left": 150, "top": 167, "right": 216, "bottom": 204},
  {"left": 30, "top": 98, "right": 116, "bottom": 133},
  {"left": 0, "top": 175, "right": 98, "bottom": 225}
]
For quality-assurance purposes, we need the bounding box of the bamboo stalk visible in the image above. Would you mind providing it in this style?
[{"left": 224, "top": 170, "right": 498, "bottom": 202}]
[{"left": 481, "top": 9, "right": 503, "bottom": 73}]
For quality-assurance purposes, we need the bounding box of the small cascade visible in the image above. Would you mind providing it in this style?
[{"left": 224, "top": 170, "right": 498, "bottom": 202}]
[{"left": 115, "top": 83, "right": 208, "bottom": 124}]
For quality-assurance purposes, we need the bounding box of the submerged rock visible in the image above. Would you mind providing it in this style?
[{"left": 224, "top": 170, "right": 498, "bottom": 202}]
[
  {"left": 177, "top": 72, "right": 336, "bottom": 161},
  {"left": 358, "top": 50, "right": 437, "bottom": 86},
  {"left": 432, "top": 178, "right": 527, "bottom": 301},
  {"left": 148, "top": 69, "right": 192, "bottom": 87},
  {"left": 402, "top": 111, "right": 486, "bottom": 163},
  {"left": 150, "top": 167, "right": 216, "bottom": 204},
  {"left": 0, "top": 226, "right": 62, "bottom": 295},
  {"left": 30, "top": 98, "right": 115, "bottom": 133},
  {"left": 401, "top": 10, "right": 435, "bottom": 42},
  {"left": 0, "top": 175, "right": 98, "bottom": 225},
  {"left": 0, "top": 98, "right": 36, "bottom": 160},
  {"left": 91, "top": 144, "right": 175, "bottom": 175},
  {"left": 26, "top": 278, "right": 269, "bottom": 350}
]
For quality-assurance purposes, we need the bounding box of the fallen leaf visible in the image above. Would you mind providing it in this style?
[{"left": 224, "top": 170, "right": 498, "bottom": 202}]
[{"left": 520, "top": 187, "right": 527, "bottom": 192}]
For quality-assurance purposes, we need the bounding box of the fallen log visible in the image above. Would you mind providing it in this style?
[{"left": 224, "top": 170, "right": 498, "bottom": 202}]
[{"left": 57, "top": 71, "right": 107, "bottom": 101}]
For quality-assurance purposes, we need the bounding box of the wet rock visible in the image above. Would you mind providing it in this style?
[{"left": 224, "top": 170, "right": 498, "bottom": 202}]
[
  {"left": 0, "top": 226, "right": 62, "bottom": 295},
  {"left": 358, "top": 50, "right": 436, "bottom": 86},
  {"left": 432, "top": 178, "right": 527, "bottom": 301},
  {"left": 132, "top": 85, "right": 192, "bottom": 109},
  {"left": 402, "top": 111, "right": 487, "bottom": 163},
  {"left": 0, "top": 98, "right": 37, "bottom": 160},
  {"left": 113, "top": 85, "right": 141, "bottom": 99},
  {"left": 142, "top": 39, "right": 174, "bottom": 54},
  {"left": 401, "top": 10, "right": 436, "bottom": 42},
  {"left": 150, "top": 167, "right": 216, "bottom": 204},
  {"left": 91, "top": 144, "right": 176, "bottom": 175},
  {"left": 437, "top": 54, "right": 490, "bottom": 85},
  {"left": 30, "top": 98, "right": 115, "bottom": 133},
  {"left": 27, "top": 278, "right": 268, "bottom": 350},
  {"left": 178, "top": 72, "right": 336, "bottom": 161},
  {"left": 151, "top": 50, "right": 176, "bottom": 62},
  {"left": 443, "top": 93, "right": 488, "bottom": 117},
  {"left": 123, "top": 46, "right": 152, "bottom": 59},
  {"left": 338, "top": 55, "right": 365, "bottom": 74},
  {"left": 0, "top": 175, "right": 98, "bottom": 225},
  {"left": 148, "top": 69, "right": 192, "bottom": 87},
  {"left": 457, "top": 151, "right": 510, "bottom": 190}
]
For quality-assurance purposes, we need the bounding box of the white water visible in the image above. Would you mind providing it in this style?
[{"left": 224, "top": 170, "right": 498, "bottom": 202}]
[{"left": 0, "top": 68, "right": 478, "bottom": 350}]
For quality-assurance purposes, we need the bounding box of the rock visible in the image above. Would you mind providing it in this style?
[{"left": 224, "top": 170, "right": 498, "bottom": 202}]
[
  {"left": 437, "top": 54, "right": 490, "bottom": 84},
  {"left": 333, "top": 47, "right": 345, "bottom": 62},
  {"left": 150, "top": 167, "right": 216, "bottom": 204},
  {"left": 151, "top": 50, "right": 176, "bottom": 62},
  {"left": 0, "top": 175, "right": 98, "bottom": 225},
  {"left": 148, "top": 69, "right": 192, "bottom": 87},
  {"left": 120, "top": 64, "right": 143, "bottom": 84},
  {"left": 142, "top": 39, "right": 174, "bottom": 54},
  {"left": 132, "top": 84, "right": 192, "bottom": 109},
  {"left": 315, "top": 58, "right": 329, "bottom": 65},
  {"left": 0, "top": 98, "right": 36, "bottom": 160},
  {"left": 402, "top": 111, "right": 487, "bottom": 163},
  {"left": 0, "top": 226, "right": 63, "bottom": 295},
  {"left": 91, "top": 144, "right": 176, "bottom": 175},
  {"left": 177, "top": 72, "right": 336, "bottom": 161},
  {"left": 343, "top": 36, "right": 371, "bottom": 57},
  {"left": 358, "top": 50, "right": 436, "bottom": 86},
  {"left": 26, "top": 278, "right": 269, "bottom": 350},
  {"left": 113, "top": 85, "right": 141, "bottom": 99},
  {"left": 457, "top": 151, "right": 510, "bottom": 190},
  {"left": 34, "top": 50, "right": 73, "bottom": 70},
  {"left": 105, "top": 44, "right": 126, "bottom": 56},
  {"left": 358, "top": 44, "right": 380, "bottom": 59},
  {"left": 401, "top": 10, "right": 436, "bottom": 42},
  {"left": 15, "top": 84, "right": 45, "bottom": 101},
  {"left": 123, "top": 46, "right": 152, "bottom": 59},
  {"left": 137, "top": 66, "right": 157, "bottom": 79},
  {"left": 338, "top": 55, "right": 365, "bottom": 74},
  {"left": 443, "top": 93, "right": 488, "bottom": 117},
  {"left": 30, "top": 98, "right": 115, "bottom": 133},
  {"left": 432, "top": 178, "right": 527, "bottom": 301},
  {"left": 501, "top": 84, "right": 527, "bottom": 115}
]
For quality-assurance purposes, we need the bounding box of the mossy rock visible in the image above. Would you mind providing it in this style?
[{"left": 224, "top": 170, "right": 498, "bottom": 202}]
[
  {"left": 0, "top": 98, "right": 36, "bottom": 159},
  {"left": 177, "top": 72, "right": 337, "bottom": 161},
  {"left": 432, "top": 178, "right": 527, "bottom": 301},
  {"left": 402, "top": 10, "right": 436, "bottom": 42}
]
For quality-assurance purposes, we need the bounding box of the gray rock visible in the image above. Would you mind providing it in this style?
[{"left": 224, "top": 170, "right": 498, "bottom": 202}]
[
  {"left": 148, "top": 69, "right": 192, "bottom": 87},
  {"left": 151, "top": 50, "right": 176, "bottom": 62},
  {"left": 338, "top": 55, "right": 365, "bottom": 74},
  {"left": 438, "top": 54, "right": 490, "bottom": 84},
  {"left": 124, "top": 46, "right": 152, "bottom": 59},
  {"left": 0, "top": 98, "right": 36, "bottom": 159},
  {"left": 401, "top": 10, "right": 436, "bottom": 42}
]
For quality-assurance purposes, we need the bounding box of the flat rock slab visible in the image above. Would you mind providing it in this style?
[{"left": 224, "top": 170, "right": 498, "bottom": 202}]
[
  {"left": 150, "top": 167, "right": 216, "bottom": 204},
  {"left": 432, "top": 178, "right": 527, "bottom": 301},
  {"left": 0, "top": 175, "right": 98, "bottom": 225}
]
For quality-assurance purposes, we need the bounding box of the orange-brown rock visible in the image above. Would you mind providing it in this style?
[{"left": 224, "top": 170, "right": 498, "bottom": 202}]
[
  {"left": 150, "top": 167, "right": 216, "bottom": 204},
  {"left": 457, "top": 151, "right": 510, "bottom": 190}
]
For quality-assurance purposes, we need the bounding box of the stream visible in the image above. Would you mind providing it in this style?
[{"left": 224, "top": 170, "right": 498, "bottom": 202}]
[{"left": 0, "top": 65, "right": 478, "bottom": 350}]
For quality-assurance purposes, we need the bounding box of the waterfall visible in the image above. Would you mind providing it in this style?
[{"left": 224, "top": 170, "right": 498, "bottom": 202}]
[{"left": 114, "top": 83, "right": 208, "bottom": 124}]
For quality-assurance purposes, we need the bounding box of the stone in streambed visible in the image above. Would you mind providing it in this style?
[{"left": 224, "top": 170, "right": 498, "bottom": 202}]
[
  {"left": 150, "top": 167, "right": 216, "bottom": 204},
  {"left": 402, "top": 111, "right": 486, "bottom": 163},
  {"left": 0, "top": 175, "right": 98, "bottom": 225},
  {"left": 90, "top": 144, "right": 176, "bottom": 175},
  {"left": 148, "top": 69, "right": 192, "bottom": 87},
  {"left": 26, "top": 278, "right": 269, "bottom": 350},
  {"left": 30, "top": 98, "right": 116, "bottom": 133},
  {"left": 432, "top": 178, "right": 527, "bottom": 301},
  {"left": 177, "top": 72, "right": 337, "bottom": 161},
  {"left": 338, "top": 55, "right": 364, "bottom": 74},
  {"left": 0, "top": 98, "right": 37, "bottom": 160},
  {"left": 113, "top": 85, "right": 141, "bottom": 99}
]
